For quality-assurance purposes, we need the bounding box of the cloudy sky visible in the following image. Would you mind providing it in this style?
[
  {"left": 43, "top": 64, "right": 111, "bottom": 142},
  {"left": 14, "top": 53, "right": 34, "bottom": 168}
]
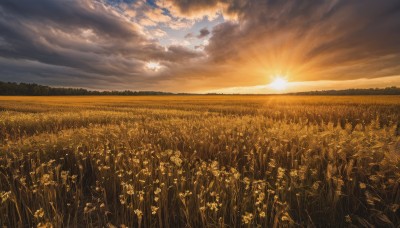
[{"left": 0, "top": 0, "right": 400, "bottom": 93}]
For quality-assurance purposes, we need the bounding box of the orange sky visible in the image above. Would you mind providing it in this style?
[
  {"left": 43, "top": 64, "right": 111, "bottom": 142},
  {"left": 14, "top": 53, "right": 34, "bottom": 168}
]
[{"left": 0, "top": 0, "right": 399, "bottom": 93}]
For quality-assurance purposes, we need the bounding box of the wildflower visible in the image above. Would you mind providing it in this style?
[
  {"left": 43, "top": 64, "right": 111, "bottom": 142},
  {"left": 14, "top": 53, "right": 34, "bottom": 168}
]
[
  {"left": 134, "top": 209, "right": 143, "bottom": 219},
  {"left": 41, "top": 174, "right": 52, "bottom": 186},
  {"left": 207, "top": 202, "right": 219, "bottom": 212},
  {"left": 179, "top": 190, "right": 192, "bottom": 199},
  {"left": 255, "top": 192, "right": 265, "bottom": 205},
  {"left": 34, "top": 208, "right": 45, "bottom": 219},
  {"left": 170, "top": 153, "right": 183, "bottom": 167},
  {"left": 125, "top": 184, "right": 134, "bottom": 195},
  {"left": 259, "top": 211, "right": 266, "bottom": 218},
  {"left": 359, "top": 182, "right": 366, "bottom": 189},
  {"left": 242, "top": 212, "right": 254, "bottom": 224},
  {"left": 84, "top": 203, "right": 96, "bottom": 214},
  {"left": 210, "top": 161, "right": 220, "bottom": 177},
  {"left": 289, "top": 169, "right": 298, "bottom": 178},
  {"left": 71, "top": 175, "right": 78, "bottom": 183},
  {"left": 281, "top": 212, "right": 292, "bottom": 223},
  {"left": 231, "top": 167, "right": 240, "bottom": 180},
  {"left": 138, "top": 191, "right": 144, "bottom": 201},
  {"left": 277, "top": 167, "right": 285, "bottom": 179},
  {"left": 20, "top": 177, "right": 27, "bottom": 187},
  {"left": 154, "top": 187, "right": 161, "bottom": 195},
  {"left": 151, "top": 206, "right": 159, "bottom": 215},
  {"left": 159, "top": 162, "right": 166, "bottom": 173}
]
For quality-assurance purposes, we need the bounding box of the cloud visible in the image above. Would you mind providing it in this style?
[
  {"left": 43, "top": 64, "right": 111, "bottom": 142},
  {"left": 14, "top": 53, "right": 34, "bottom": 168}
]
[
  {"left": 156, "top": 0, "right": 225, "bottom": 20},
  {"left": 129, "top": 1, "right": 195, "bottom": 30},
  {"left": 184, "top": 33, "right": 194, "bottom": 39},
  {"left": 147, "top": 28, "right": 167, "bottom": 38},
  {"left": 196, "top": 28, "right": 210, "bottom": 38},
  {"left": 0, "top": 0, "right": 400, "bottom": 92},
  {"left": 0, "top": 0, "right": 203, "bottom": 90},
  {"left": 198, "top": 0, "right": 400, "bottom": 85},
  {"left": 185, "top": 28, "right": 210, "bottom": 39}
]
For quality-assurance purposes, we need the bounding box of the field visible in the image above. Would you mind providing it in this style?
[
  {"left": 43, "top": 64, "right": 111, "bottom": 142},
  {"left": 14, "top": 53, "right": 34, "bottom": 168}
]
[{"left": 0, "top": 96, "right": 399, "bottom": 227}]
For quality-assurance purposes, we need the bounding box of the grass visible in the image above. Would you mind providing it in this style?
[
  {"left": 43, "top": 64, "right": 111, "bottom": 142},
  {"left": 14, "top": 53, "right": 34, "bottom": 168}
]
[{"left": 0, "top": 95, "right": 399, "bottom": 227}]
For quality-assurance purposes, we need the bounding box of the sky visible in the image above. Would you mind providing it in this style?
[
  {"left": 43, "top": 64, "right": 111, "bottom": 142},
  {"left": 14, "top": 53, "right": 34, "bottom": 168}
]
[{"left": 0, "top": 0, "right": 400, "bottom": 93}]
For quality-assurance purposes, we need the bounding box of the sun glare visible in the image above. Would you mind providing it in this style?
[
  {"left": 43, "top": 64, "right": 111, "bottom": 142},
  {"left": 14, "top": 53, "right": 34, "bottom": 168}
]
[
  {"left": 146, "top": 61, "right": 161, "bottom": 72},
  {"left": 269, "top": 77, "right": 288, "bottom": 91}
]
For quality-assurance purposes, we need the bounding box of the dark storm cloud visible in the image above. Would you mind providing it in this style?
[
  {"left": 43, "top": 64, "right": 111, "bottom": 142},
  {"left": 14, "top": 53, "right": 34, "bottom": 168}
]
[
  {"left": 163, "top": 45, "right": 202, "bottom": 61},
  {"left": 185, "top": 28, "right": 210, "bottom": 39},
  {"left": 196, "top": 28, "right": 210, "bottom": 39},
  {"left": 0, "top": 0, "right": 203, "bottom": 90}
]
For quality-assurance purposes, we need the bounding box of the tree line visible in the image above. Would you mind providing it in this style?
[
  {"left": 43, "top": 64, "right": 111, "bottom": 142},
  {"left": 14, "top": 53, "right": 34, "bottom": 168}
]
[
  {"left": 290, "top": 87, "right": 400, "bottom": 95},
  {"left": 1, "top": 81, "right": 400, "bottom": 96},
  {"left": 0, "top": 81, "right": 173, "bottom": 96}
]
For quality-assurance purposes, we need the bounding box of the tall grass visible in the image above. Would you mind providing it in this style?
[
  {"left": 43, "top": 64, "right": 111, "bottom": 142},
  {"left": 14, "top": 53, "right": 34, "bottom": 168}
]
[{"left": 1, "top": 96, "right": 399, "bottom": 227}]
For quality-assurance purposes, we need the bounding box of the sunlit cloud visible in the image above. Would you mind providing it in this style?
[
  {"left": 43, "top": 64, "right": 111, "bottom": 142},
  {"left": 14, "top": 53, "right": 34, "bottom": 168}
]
[
  {"left": 145, "top": 61, "right": 162, "bottom": 72},
  {"left": 0, "top": 0, "right": 399, "bottom": 92}
]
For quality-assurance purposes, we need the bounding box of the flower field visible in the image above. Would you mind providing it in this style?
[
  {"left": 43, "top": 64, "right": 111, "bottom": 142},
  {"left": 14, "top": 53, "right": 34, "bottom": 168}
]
[{"left": 0, "top": 96, "right": 399, "bottom": 227}]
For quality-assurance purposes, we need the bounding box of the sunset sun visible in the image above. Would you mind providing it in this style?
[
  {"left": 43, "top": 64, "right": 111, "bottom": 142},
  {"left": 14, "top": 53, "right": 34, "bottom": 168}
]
[{"left": 269, "top": 77, "right": 288, "bottom": 91}]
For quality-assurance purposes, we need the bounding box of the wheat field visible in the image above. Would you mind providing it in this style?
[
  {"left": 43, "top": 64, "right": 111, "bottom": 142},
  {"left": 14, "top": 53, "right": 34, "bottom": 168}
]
[{"left": 0, "top": 96, "right": 399, "bottom": 227}]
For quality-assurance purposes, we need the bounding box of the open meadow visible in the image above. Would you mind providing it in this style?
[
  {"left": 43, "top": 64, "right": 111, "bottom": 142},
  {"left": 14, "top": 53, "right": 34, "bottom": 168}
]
[{"left": 1, "top": 96, "right": 400, "bottom": 227}]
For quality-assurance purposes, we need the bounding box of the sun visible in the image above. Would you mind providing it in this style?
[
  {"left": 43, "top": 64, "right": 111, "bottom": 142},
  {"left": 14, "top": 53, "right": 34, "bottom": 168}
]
[{"left": 269, "top": 77, "right": 288, "bottom": 91}]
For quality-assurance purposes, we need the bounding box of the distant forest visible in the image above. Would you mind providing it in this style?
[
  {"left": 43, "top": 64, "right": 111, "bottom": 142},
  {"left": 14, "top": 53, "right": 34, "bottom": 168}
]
[
  {"left": 290, "top": 87, "right": 400, "bottom": 95},
  {"left": 0, "top": 81, "right": 173, "bottom": 96},
  {"left": 1, "top": 81, "right": 400, "bottom": 95}
]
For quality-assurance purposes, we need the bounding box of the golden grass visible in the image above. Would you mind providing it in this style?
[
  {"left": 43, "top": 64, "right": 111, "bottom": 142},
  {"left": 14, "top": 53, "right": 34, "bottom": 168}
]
[{"left": 0, "top": 96, "right": 399, "bottom": 227}]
